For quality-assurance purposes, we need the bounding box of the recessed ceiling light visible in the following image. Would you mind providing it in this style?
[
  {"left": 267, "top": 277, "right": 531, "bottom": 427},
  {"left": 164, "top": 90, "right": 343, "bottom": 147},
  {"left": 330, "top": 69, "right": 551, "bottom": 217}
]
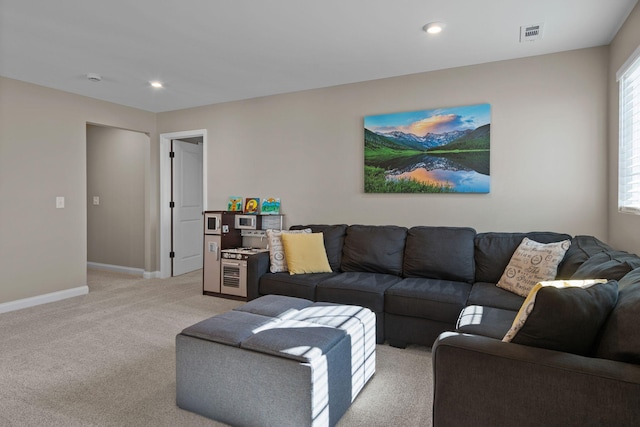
[
  {"left": 150, "top": 81, "right": 163, "bottom": 89},
  {"left": 423, "top": 22, "right": 445, "bottom": 35}
]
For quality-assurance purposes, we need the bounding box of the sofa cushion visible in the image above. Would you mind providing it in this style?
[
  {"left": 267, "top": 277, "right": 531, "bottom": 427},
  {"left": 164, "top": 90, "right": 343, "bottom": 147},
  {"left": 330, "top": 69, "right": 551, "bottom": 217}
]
[
  {"left": 503, "top": 279, "right": 618, "bottom": 356},
  {"left": 236, "top": 294, "right": 314, "bottom": 318},
  {"left": 456, "top": 305, "right": 516, "bottom": 340},
  {"left": 466, "top": 282, "right": 525, "bottom": 311},
  {"left": 290, "top": 302, "right": 374, "bottom": 332},
  {"left": 316, "top": 272, "right": 402, "bottom": 312},
  {"left": 403, "top": 226, "right": 476, "bottom": 283},
  {"left": 241, "top": 321, "right": 346, "bottom": 363},
  {"left": 180, "top": 311, "right": 278, "bottom": 346},
  {"left": 340, "top": 225, "right": 407, "bottom": 276},
  {"left": 571, "top": 250, "right": 640, "bottom": 281},
  {"left": 289, "top": 224, "right": 348, "bottom": 271},
  {"left": 474, "top": 232, "right": 572, "bottom": 284},
  {"left": 619, "top": 267, "right": 640, "bottom": 290},
  {"left": 556, "top": 235, "right": 612, "bottom": 279},
  {"left": 385, "top": 278, "right": 472, "bottom": 323},
  {"left": 595, "top": 268, "right": 640, "bottom": 363},
  {"left": 259, "top": 272, "right": 337, "bottom": 301},
  {"left": 281, "top": 232, "right": 332, "bottom": 274},
  {"left": 496, "top": 237, "right": 571, "bottom": 297}
]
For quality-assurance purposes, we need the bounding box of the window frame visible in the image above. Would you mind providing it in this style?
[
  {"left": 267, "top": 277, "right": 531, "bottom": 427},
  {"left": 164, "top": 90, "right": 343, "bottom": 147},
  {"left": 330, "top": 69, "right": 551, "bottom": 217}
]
[{"left": 618, "top": 44, "right": 640, "bottom": 215}]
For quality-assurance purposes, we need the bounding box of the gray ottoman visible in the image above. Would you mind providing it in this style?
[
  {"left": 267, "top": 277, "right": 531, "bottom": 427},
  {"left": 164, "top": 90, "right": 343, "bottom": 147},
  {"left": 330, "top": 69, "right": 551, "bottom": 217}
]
[{"left": 176, "top": 295, "right": 376, "bottom": 427}]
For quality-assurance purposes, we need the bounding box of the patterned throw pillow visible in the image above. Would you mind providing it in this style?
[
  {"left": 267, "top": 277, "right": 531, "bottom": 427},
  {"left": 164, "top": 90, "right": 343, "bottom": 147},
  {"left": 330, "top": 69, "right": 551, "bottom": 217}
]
[
  {"left": 496, "top": 237, "right": 571, "bottom": 297},
  {"left": 503, "top": 279, "right": 618, "bottom": 356},
  {"left": 265, "top": 228, "right": 311, "bottom": 273}
]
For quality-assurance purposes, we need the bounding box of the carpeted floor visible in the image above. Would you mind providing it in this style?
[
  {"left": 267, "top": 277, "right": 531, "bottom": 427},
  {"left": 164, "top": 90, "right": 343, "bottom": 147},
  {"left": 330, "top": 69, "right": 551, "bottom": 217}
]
[{"left": 0, "top": 269, "right": 433, "bottom": 426}]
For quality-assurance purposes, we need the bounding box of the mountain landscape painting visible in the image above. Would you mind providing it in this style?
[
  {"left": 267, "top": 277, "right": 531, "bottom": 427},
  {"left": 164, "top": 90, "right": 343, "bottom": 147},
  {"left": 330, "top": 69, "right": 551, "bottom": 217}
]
[{"left": 364, "top": 104, "right": 491, "bottom": 193}]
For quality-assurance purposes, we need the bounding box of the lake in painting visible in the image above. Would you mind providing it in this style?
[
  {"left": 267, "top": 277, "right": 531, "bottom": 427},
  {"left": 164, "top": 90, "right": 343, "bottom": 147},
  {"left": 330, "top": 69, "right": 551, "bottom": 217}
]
[{"left": 364, "top": 104, "right": 490, "bottom": 193}]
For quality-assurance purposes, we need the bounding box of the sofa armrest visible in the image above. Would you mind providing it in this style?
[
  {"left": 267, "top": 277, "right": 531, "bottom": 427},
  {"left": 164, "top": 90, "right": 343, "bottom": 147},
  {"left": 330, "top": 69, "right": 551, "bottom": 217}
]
[
  {"left": 247, "top": 252, "right": 270, "bottom": 301},
  {"left": 432, "top": 332, "right": 640, "bottom": 427}
]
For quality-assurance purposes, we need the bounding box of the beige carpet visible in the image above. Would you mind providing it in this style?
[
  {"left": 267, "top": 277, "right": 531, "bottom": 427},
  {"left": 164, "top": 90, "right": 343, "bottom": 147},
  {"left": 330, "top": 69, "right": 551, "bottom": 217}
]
[{"left": 0, "top": 269, "right": 433, "bottom": 427}]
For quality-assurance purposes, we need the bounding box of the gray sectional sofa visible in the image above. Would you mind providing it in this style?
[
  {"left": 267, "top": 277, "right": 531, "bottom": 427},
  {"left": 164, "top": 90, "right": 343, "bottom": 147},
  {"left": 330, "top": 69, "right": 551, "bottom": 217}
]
[
  {"left": 432, "top": 266, "right": 640, "bottom": 426},
  {"left": 247, "top": 223, "right": 640, "bottom": 425},
  {"left": 248, "top": 224, "right": 626, "bottom": 346}
]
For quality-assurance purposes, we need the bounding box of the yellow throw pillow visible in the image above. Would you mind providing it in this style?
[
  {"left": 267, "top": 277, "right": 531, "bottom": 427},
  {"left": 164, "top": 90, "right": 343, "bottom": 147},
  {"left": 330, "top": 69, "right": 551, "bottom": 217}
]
[{"left": 281, "top": 232, "right": 332, "bottom": 275}]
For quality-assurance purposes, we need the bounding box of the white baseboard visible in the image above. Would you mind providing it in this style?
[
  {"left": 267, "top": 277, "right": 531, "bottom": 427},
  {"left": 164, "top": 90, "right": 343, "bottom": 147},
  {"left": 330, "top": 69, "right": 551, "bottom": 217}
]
[
  {"left": 87, "top": 262, "right": 145, "bottom": 277},
  {"left": 87, "top": 262, "right": 158, "bottom": 279},
  {"left": 0, "top": 285, "right": 89, "bottom": 314},
  {"left": 143, "top": 271, "right": 161, "bottom": 279}
]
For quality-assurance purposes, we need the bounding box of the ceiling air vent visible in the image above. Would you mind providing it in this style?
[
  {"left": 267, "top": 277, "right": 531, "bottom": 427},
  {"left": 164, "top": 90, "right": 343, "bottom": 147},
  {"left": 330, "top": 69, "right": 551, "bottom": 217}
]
[{"left": 520, "top": 23, "right": 543, "bottom": 42}]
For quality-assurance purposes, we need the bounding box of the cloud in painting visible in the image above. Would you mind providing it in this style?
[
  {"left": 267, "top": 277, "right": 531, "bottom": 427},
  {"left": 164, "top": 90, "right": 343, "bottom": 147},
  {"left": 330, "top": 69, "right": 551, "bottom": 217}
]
[
  {"left": 405, "top": 114, "right": 466, "bottom": 136},
  {"left": 364, "top": 103, "right": 490, "bottom": 136}
]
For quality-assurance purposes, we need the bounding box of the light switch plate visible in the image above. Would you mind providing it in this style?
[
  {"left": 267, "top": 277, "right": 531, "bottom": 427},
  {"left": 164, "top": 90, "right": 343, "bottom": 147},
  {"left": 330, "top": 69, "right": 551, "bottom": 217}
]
[
  {"left": 93, "top": 196, "right": 100, "bottom": 205},
  {"left": 56, "top": 196, "right": 65, "bottom": 209}
]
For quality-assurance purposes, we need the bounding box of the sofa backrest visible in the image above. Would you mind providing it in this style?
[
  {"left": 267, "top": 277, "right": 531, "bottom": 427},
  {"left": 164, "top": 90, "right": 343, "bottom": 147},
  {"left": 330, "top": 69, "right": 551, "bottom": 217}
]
[
  {"left": 571, "top": 250, "right": 640, "bottom": 281},
  {"left": 556, "top": 235, "right": 613, "bottom": 279},
  {"left": 595, "top": 267, "right": 640, "bottom": 364},
  {"left": 341, "top": 225, "right": 407, "bottom": 276},
  {"left": 403, "top": 226, "right": 476, "bottom": 283},
  {"left": 289, "top": 224, "right": 348, "bottom": 271},
  {"left": 474, "top": 232, "right": 572, "bottom": 283}
]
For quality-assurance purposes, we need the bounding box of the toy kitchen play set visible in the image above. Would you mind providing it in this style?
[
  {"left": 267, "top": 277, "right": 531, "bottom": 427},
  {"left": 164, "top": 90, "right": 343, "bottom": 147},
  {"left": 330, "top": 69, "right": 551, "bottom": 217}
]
[{"left": 203, "top": 201, "right": 283, "bottom": 300}]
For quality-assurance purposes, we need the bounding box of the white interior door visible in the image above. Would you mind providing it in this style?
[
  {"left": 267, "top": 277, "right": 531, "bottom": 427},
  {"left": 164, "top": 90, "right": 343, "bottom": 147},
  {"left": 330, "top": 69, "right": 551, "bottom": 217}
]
[{"left": 172, "top": 140, "right": 203, "bottom": 276}]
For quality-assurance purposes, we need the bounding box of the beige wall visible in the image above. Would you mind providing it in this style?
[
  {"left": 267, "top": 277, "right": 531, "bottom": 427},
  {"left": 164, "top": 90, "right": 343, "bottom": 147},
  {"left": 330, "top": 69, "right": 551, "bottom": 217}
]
[
  {"left": 609, "top": 2, "right": 640, "bottom": 255},
  {"left": 0, "top": 43, "right": 622, "bottom": 307},
  {"left": 0, "top": 77, "right": 156, "bottom": 304},
  {"left": 158, "top": 47, "right": 609, "bottom": 238},
  {"left": 87, "top": 125, "right": 147, "bottom": 269}
]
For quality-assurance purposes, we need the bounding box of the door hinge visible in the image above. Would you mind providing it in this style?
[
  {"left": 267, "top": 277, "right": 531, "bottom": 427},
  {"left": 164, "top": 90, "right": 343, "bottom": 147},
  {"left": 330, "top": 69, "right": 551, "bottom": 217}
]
[
  {"left": 169, "top": 201, "right": 175, "bottom": 208},
  {"left": 169, "top": 251, "right": 175, "bottom": 258},
  {"left": 169, "top": 151, "right": 175, "bottom": 158}
]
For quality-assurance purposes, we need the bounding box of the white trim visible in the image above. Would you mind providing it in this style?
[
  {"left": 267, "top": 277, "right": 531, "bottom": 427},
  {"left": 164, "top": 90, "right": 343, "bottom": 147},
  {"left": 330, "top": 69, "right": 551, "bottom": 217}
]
[
  {"left": 159, "top": 129, "right": 208, "bottom": 279},
  {"left": 143, "top": 271, "right": 161, "bottom": 279},
  {"left": 619, "top": 206, "right": 640, "bottom": 215},
  {"left": 87, "top": 261, "right": 145, "bottom": 276},
  {"left": 617, "top": 43, "right": 640, "bottom": 81},
  {"left": 618, "top": 46, "right": 640, "bottom": 215},
  {"left": 0, "top": 286, "right": 89, "bottom": 314}
]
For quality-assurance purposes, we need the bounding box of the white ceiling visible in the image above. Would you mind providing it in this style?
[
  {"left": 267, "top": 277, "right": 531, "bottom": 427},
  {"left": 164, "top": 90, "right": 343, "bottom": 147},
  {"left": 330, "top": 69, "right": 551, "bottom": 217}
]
[{"left": 0, "top": 0, "right": 637, "bottom": 113}]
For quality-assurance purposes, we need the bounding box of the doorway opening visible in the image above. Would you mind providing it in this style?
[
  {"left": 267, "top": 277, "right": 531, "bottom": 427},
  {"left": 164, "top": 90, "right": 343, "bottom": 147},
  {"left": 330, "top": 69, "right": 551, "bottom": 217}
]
[
  {"left": 159, "top": 129, "right": 208, "bottom": 278},
  {"left": 86, "top": 124, "right": 150, "bottom": 276}
]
